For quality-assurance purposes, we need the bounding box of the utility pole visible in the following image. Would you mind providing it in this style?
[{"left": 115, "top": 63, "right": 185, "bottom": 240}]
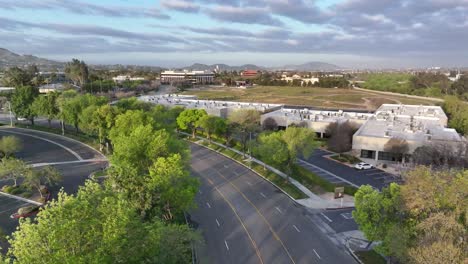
[{"left": 7, "top": 101, "right": 13, "bottom": 127}]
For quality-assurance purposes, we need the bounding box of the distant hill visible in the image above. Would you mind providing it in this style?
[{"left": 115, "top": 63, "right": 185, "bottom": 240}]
[
  {"left": 274, "top": 62, "right": 341, "bottom": 71},
  {"left": 183, "top": 63, "right": 265, "bottom": 72},
  {"left": 0, "top": 48, "right": 64, "bottom": 70}
]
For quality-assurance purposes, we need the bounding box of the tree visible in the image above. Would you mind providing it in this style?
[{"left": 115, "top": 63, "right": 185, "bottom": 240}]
[
  {"left": 11, "top": 86, "right": 39, "bottom": 125},
  {"left": 255, "top": 132, "right": 289, "bottom": 170},
  {"left": 6, "top": 181, "right": 200, "bottom": 263},
  {"left": 451, "top": 75, "right": 468, "bottom": 100},
  {"left": 325, "top": 121, "right": 359, "bottom": 155},
  {"left": 353, "top": 167, "right": 468, "bottom": 263},
  {"left": 281, "top": 127, "right": 318, "bottom": 179},
  {"left": 32, "top": 92, "right": 59, "bottom": 127},
  {"left": 23, "top": 166, "right": 62, "bottom": 198},
  {"left": 1, "top": 67, "right": 31, "bottom": 87},
  {"left": 197, "top": 115, "right": 226, "bottom": 142},
  {"left": 262, "top": 117, "right": 278, "bottom": 131},
  {"left": 81, "top": 105, "right": 119, "bottom": 152},
  {"left": 176, "top": 109, "right": 207, "bottom": 138},
  {"left": 0, "top": 158, "right": 30, "bottom": 186},
  {"left": 0, "top": 136, "right": 22, "bottom": 158},
  {"left": 64, "top": 58, "right": 89, "bottom": 87},
  {"left": 228, "top": 109, "right": 261, "bottom": 154},
  {"left": 383, "top": 137, "right": 409, "bottom": 162}
]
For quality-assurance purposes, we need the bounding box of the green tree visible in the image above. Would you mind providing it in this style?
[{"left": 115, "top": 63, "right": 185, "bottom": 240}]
[
  {"left": 64, "top": 58, "right": 89, "bottom": 87},
  {"left": 11, "top": 86, "right": 39, "bottom": 125},
  {"left": 0, "top": 136, "right": 22, "bottom": 158},
  {"left": 81, "top": 104, "right": 119, "bottom": 152},
  {"left": 228, "top": 109, "right": 261, "bottom": 154},
  {"left": 6, "top": 181, "right": 200, "bottom": 263},
  {"left": 32, "top": 92, "right": 59, "bottom": 127},
  {"left": 23, "top": 166, "right": 62, "bottom": 198},
  {"left": 197, "top": 115, "right": 226, "bottom": 142},
  {"left": 255, "top": 132, "right": 289, "bottom": 170},
  {"left": 0, "top": 158, "right": 30, "bottom": 186},
  {"left": 176, "top": 109, "right": 207, "bottom": 138},
  {"left": 1, "top": 67, "right": 31, "bottom": 87},
  {"left": 281, "top": 127, "right": 317, "bottom": 176}
]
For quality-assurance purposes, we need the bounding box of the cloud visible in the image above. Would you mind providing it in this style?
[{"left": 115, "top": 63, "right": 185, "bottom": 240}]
[
  {"left": 206, "top": 5, "right": 283, "bottom": 26},
  {"left": 161, "top": 0, "right": 200, "bottom": 13},
  {"left": 0, "top": 0, "right": 170, "bottom": 19}
]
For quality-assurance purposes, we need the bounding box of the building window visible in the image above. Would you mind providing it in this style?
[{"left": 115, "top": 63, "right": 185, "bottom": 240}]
[
  {"left": 377, "top": 151, "right": 403, "bottom": 162},
  {"left": 361, "top": 149, "right": 375, "bottom": 159}
]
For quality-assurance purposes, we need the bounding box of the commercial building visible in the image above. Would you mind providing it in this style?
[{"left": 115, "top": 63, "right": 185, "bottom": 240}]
[
  {"left": 262, "top": 104, "right": 464, "bottom": 163},
  {"left": 352, "top": 104, "right": 463, "bottom": 163},
  {"left": 112, "top": 75, "right": 145, "bottom": 82},
  {"left": 140, "top": 94, "right": 281, "bottom": 118},
  {"left": 160, "top": 70, "right": 214, "bottom": 84},
  {"left": 240, "top": 70, "right": 259, "bottom": 78}
]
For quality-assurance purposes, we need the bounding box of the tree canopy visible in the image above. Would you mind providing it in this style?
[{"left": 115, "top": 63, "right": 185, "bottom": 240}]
[
  {"left": 11, "top": 86, "right": 39, "bottom": 124},
  {"left": 176, "top": 109, "right": 207, "bottom": 138}
]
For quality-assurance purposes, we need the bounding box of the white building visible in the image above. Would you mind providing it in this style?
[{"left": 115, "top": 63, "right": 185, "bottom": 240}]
[
  {"left": 139, "top": 94, "right": 281, "bottom": 118},
  {"left": 160, "top": 70, "right": 214, "bottom": 85},
  {"left": 112, "top": 75, "right": 145, "bottom": 83}
]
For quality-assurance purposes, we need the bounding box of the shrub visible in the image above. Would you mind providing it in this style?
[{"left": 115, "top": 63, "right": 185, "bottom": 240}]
[
  {"left": 382, "top": 164, "right": 388, "bottom": 169},
  {"left": 10, "top": 187, "right": 23, "bottom": 195}
]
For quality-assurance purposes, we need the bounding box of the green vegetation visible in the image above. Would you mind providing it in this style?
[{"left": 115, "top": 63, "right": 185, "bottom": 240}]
[
  {"left": 198, "top": 140, "right": 306, "bottom": 199},
  {"left": 11, "top": 86, "right": 39, "bottom": 124},
  {"left": 360, "top": 73, "right": 411, "bottom": 94},
  {"left": 181, "top": 85, "right": 436, "bottom": 110},
  {"left": 177, "top": 109, "right": 207, "bottom": 138},
  {"left": 355, "top": 250, "right": 386, "bottom": 264},
  {"left": 444, "top": 96, "right": 468, "bottom": 135},
  {"left": 353, "top": 167, "right": 467, "bottom": 263},
  {"left": 0, "top": 135, "right": 22, "bottom": 158},
  {"left": 330, "top": 154, "right": 361, "bottom": 164}
]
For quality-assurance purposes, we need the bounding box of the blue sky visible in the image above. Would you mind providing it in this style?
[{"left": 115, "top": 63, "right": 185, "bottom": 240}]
[{"left": 0, "top": 0, "right": 467, "bottom": 68}]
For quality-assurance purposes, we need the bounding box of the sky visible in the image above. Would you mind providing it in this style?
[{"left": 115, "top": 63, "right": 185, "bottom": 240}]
[{"left": 0, "top": 0, "right": 467, "bottom": 68}]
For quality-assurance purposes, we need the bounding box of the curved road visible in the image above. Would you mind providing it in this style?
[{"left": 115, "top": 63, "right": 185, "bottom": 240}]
[
  {"left": 190, "top": 144, "right": 355, "bottom": 264},
  {"left": 0, "top": 127, "right": 108, "bottom": 236}
]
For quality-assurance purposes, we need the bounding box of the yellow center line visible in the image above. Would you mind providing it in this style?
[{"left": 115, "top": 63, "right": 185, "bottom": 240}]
[
  {"left": 214, "top": 170, "right": 297, "bottom": 264},
  {"left": 205, "top": 174, "right": 264, "bottom": 264}
]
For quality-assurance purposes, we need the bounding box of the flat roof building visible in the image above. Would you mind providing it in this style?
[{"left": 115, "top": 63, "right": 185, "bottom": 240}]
[
  {"left": 160, "top": 70, "right": 214, "bottom": 85},
  {"left": 140, "top": 94, "right": 281, "bottom": 118}
]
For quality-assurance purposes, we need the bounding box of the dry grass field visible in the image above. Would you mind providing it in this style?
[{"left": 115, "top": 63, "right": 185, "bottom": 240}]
[{"left": 180, "top": 86, "right": 439, "bottom": 110}]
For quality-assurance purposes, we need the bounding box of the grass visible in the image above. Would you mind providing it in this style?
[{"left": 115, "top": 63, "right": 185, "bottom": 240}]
[
  {"left": 293, "top": 165, "right": 357, "bottom": 196},
  {"left": 355, "top": 250, "right": 387, "bottom": 264},
  {"left": 197, "top": 140, "right": 307, "bottom": 199},
  {"left": 14, "top": 123, "right": 101, "bottom": 151},
  {"left": 330, "top": 153, "right": 361, "bottom": 164},
  {"left": 181, "top": 85, "right": 437, "bottom": 110}
]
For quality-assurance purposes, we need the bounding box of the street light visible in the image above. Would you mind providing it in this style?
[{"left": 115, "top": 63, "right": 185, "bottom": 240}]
[{"left": 6, "top": 101, "right": 13, "bottom": 127}]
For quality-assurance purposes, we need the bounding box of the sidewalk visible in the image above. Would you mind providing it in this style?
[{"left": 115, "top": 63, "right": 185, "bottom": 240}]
[{"left": 183, "top": 132, "right": 355, "bottom": 210}]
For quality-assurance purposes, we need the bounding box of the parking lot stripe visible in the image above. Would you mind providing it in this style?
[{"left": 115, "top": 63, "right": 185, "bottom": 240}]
[{"left": 298, "top": 159, "right": 360, "bottom": 189}]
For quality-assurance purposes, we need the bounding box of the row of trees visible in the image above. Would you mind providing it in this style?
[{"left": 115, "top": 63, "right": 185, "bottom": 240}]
[
  {"left": 175, "top": 107, "right": 318, "bottom": 181},
  {"left": 3, "top": 96, "right": 200, "bottom": 262},
  {"left": 353, "top": 167, "right": 467, "bottom": 264}
]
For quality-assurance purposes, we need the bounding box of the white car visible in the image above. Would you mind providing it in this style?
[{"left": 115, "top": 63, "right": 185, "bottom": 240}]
[
  {"left": 17, "top": 117, "right": 27, "bottom": 121},
  {"left": 354, "top": 162, "right": 373, "bottom": 170}
]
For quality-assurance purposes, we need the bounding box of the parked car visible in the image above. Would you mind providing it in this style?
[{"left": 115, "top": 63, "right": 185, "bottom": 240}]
[
  {"left": 354, "top": 162, "right": 373, "bottom": 170},
  {"left": 17, "top": 117, "right": 27, "bottom": 121}
]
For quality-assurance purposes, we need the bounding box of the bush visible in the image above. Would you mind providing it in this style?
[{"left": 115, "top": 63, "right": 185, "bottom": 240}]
[
  {"left": 22, "top": 191, "right": 33, "bottom": 198},
  {"left": 10, "top": 187, "right": 23, "bottom": 195},
  {"left": 382, "top": 164, "right": 387, "bottom": 169},
  {"left": 2, "top": 185, "right": 13, "bottom": 193}
]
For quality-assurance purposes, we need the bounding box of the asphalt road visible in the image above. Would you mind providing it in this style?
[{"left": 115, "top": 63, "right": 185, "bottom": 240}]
[
  {"left": 189, "top": 144, "right": 355, "bottom": 264},
  {"left": 301, "top": 149, "right": 396, "bottom": 190},
  {"left": 0, "top": 127, "right": 107, "bottom": 237}
]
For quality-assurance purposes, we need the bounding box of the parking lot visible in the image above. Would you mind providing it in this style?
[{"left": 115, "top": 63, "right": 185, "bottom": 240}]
[
  {"left": 0, "top": 194, "right": 39, "bottom": 234},
  {"left": 318, "top": 208, "right": 358, "bottom": 234},
  {"left": 300, "top": 149, "right": 399, "bottom": 190}
]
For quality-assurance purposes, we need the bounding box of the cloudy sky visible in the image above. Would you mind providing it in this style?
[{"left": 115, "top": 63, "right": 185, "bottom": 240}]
[{"left": 0, "top": 0, "right": 467, "bottom": 68}]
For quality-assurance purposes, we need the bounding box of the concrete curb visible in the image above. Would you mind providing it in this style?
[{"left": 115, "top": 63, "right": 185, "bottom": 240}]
[
  {"left": 190, "top": 140, "right": 302, "bottom": 205},
  {"left": 0, "top": 191, "right": 42, "bottom": 206},
  {"left": 345, "top": 238, "right": 365, "bottom": 264},
  {"left": 3, "top": 126, "right": 108, "bottom": 160},
  {"left": 325, "top": 206, "right": 355, "bottom": 211}
]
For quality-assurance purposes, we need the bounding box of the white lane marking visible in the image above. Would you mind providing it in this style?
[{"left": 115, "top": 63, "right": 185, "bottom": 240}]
[
  {"left": 206, "top": 202, "right": 211, "bottom": 209},
  {"left": 298, "top": 159, "right": 360, "bottom": 188},
  {"left": 0, "top": 129, "right": 83, "bottom": 160},
  {"left": 313, "top": 249, "right": 321, "bottom": 259},
  {"left": 199, "top": 190, "right": 202, "bottom": 194},
  {"left": 224, "top": 165, "right": 229, "bottom": 168},
  {"left": 293, "top": 225, "right": 301, "bottom": 233},
  {"left": 246, "top": 181, "right": 252, "bottom": 186},
  {"left": 341, "top": 213, "right": 353, "bottom": 220},
  {"left": 216, "top": 218, "right": 220, "bottom": 227},
  {"left": 30, "top": 159, "right": 107, "bottom": 168},
  {"left": 260, "top": 192, "right": 267, "bottom": 198},
  {"left": 320, "top": 213, "right": 333, "bottom": 222},
  {"left": 224, "top": 240, "right": 230, "bottom": 251},
  {"left": 275, "top": 206, "right": 283, "bottom": 214}
]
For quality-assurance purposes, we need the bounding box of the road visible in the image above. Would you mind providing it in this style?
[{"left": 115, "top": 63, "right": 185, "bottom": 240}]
[
  {"left": 0, "top": 127, "right": 107, "bottom": 237},
  {"left": 189, "top": 144, "right": 355, "bottom": 264},
  {"left": 300, "top": 149, "right": 397, "bottom": 190}
]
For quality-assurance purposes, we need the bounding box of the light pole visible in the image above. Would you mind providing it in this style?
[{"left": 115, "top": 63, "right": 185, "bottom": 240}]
[{"left": 7, "top": 101, "right": 13, "bottom": 127}]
